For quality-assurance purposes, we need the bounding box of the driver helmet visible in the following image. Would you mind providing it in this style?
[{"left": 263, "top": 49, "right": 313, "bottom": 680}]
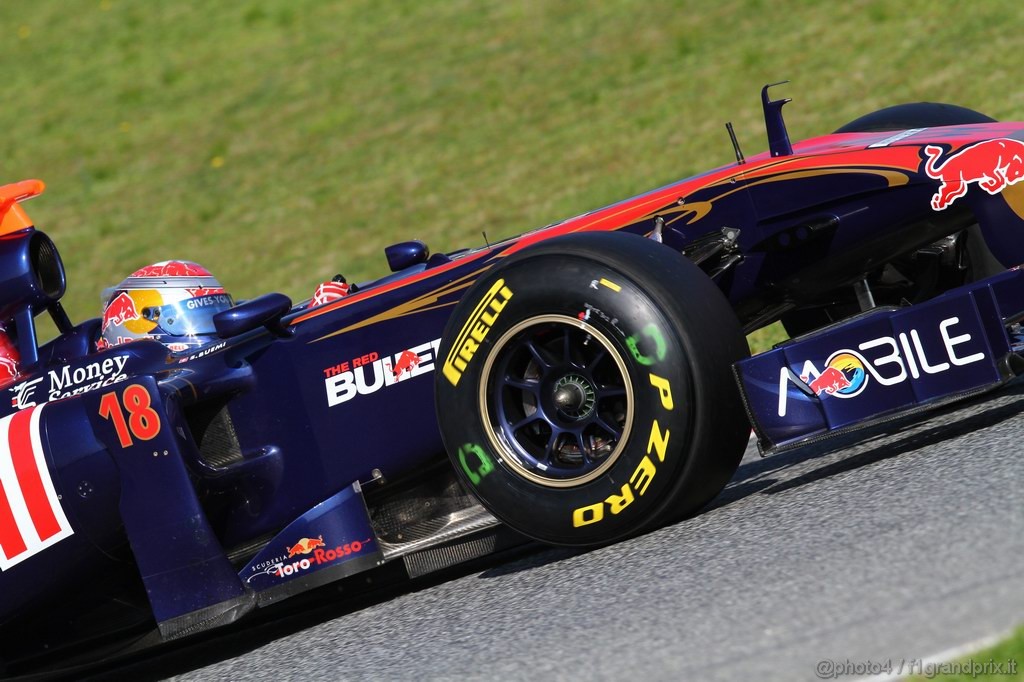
[{"left": 99, "top": 260, "right": 234, "bottom": 353}]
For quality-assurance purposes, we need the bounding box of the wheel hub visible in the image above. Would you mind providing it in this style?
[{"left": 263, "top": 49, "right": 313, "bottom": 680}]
[{"left": 552, "top": 374, "right": 596, "bottom": 420}]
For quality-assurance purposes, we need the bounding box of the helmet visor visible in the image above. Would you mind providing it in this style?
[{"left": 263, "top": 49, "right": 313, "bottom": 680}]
[{"left": 143, "top": 294, "right": 234, "bottom": 337}]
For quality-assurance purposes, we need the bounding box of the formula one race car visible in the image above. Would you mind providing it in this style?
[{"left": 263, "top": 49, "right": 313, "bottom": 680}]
[{"left": 4, "top": 84, "right": 1024, "bottom": 674}]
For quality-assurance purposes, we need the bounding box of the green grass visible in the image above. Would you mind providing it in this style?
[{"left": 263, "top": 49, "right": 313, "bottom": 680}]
[
  {"left": 2, "top": 0, "right": 1023, "bottom": 352},
  {"left": 908, "top": 625, "right": 1023, "bottom": 681}
]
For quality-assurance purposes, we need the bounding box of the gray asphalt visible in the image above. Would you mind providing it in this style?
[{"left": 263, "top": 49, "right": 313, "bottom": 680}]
[{"left": 173, "top": 380, "right": 1024, "bottom": 681}]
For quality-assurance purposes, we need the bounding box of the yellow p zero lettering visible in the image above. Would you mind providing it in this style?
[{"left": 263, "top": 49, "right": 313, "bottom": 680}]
[
  {"left": 572, "top": 375, "right": 677, "bottom": 530},
  {"left": 443, "top": 279, "right": 514, "bottom": 386},
  {"left": 573, "top": 503, "right": 604, "bottom": 527},
  {"left": 648, "top": 373, "right": 673, "bottom": 410},
  {"left": 605, "top": 483, "right": 635, "bottom": 515},
  {"left": 648, "top": 419, "right": 670, "bottom": 462},
  {"left": 630, "top": 455, "right": 656, "bottom": 496}
]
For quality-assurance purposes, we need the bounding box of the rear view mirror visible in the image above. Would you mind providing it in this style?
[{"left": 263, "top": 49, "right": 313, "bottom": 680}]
[
  {"left": 385, "top": 240, "right": 429, "bottom": 272},
  {"left": 213, "top": 293, "right": 292, "bottom": 338}
]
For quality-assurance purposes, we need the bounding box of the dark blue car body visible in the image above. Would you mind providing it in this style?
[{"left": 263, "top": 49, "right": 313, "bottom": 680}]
[{"left": 2, "top": 92, "right": 1024, "bottom": 672}]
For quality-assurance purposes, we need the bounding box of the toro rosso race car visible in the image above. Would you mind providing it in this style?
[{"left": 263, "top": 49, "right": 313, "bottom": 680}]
[{"left": 4, "top": 84, "right": 1024, "bottom": 674}]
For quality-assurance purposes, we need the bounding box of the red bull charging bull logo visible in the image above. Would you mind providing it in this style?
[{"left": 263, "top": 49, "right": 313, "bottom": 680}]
[
  {"left": 246, "top": 537, "right": 370, "bottom": 583},
  {"left": 391, "top": 349, "right": 421, "bottom": 379},
  {"left": 923, "top": 138, "right": 1024, "bottom": 210},
  {"left": 801, "top": 351, "right": 868, "bottom": 398},
  {"left": 286, "top": 536, "right": 325, "bottom": 557},
  {"left": 778, "top": 320, "right": 987, "bottom": 418},
  {"left": 323, "top": 339, "right": 441, "bottom": 407},
  {"left": 102, "top": 292, "right": 141, "bottom": 332}
]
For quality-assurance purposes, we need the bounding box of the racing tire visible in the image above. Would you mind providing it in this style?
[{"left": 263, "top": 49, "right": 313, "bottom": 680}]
[
  {"left": 833, "top": 102, "right": 995, "bottom": 134},
  {"left": 434, "top": 232, "right": 750, "bottom": 547}
]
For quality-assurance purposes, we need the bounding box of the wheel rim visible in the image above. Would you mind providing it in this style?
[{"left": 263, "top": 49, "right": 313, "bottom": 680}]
[{"left": 479, "top": 314, "right": 634, "bottom": 488}]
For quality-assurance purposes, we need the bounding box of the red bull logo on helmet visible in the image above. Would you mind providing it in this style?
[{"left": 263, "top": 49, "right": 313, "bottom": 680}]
[
  {"left": 102, "top": 292, "right": 141, "bottom": 332},
  {"left": 923, "top": 138, "right": 1024, "bottom": 210},
  {"left": 130, "top": 260, "right": 211, "bottom": 278}
]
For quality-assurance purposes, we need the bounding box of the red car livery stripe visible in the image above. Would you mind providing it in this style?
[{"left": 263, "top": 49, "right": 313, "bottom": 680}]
[{"left": 0, "top": 406, "right": 73, "bottom": 571}]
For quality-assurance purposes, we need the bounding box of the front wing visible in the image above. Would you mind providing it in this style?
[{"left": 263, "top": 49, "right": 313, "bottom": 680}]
[{"left": 736, "top": 267, "right": 1024, "bottom": 453}]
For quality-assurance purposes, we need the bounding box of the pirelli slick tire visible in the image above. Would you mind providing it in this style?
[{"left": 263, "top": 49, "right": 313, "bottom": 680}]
[{"left": 434, "top": 232, "right": 750, "bottom": 547}]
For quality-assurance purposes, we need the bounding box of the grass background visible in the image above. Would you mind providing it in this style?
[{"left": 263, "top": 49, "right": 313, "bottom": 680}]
[
  {"left": 1, "top": 0, "right": 1022, "bottom": 666},
  {"left": 2, "top": 0, "right": 1024, "bottom": 351}
]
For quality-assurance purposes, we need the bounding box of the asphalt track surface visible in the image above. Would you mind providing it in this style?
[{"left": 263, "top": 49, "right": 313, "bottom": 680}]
[{"left": 152, "top": 379, "right": 1024, "bottom": 681}]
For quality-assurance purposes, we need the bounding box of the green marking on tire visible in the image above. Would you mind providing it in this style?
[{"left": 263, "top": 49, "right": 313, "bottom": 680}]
[
  {"left": 458, "top": 443, "right": 495, "bottom": 485},
  {"left": 626, "top": 336, "right": 653, "bottom": 365},
  {"left": 626, "top": 323, "right": 666, "bottom": 366}
]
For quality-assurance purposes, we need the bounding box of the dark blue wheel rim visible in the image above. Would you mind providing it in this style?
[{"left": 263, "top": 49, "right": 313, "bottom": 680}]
[{"left": 480, "top": 314, "right": 633, "bottom": 487}]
